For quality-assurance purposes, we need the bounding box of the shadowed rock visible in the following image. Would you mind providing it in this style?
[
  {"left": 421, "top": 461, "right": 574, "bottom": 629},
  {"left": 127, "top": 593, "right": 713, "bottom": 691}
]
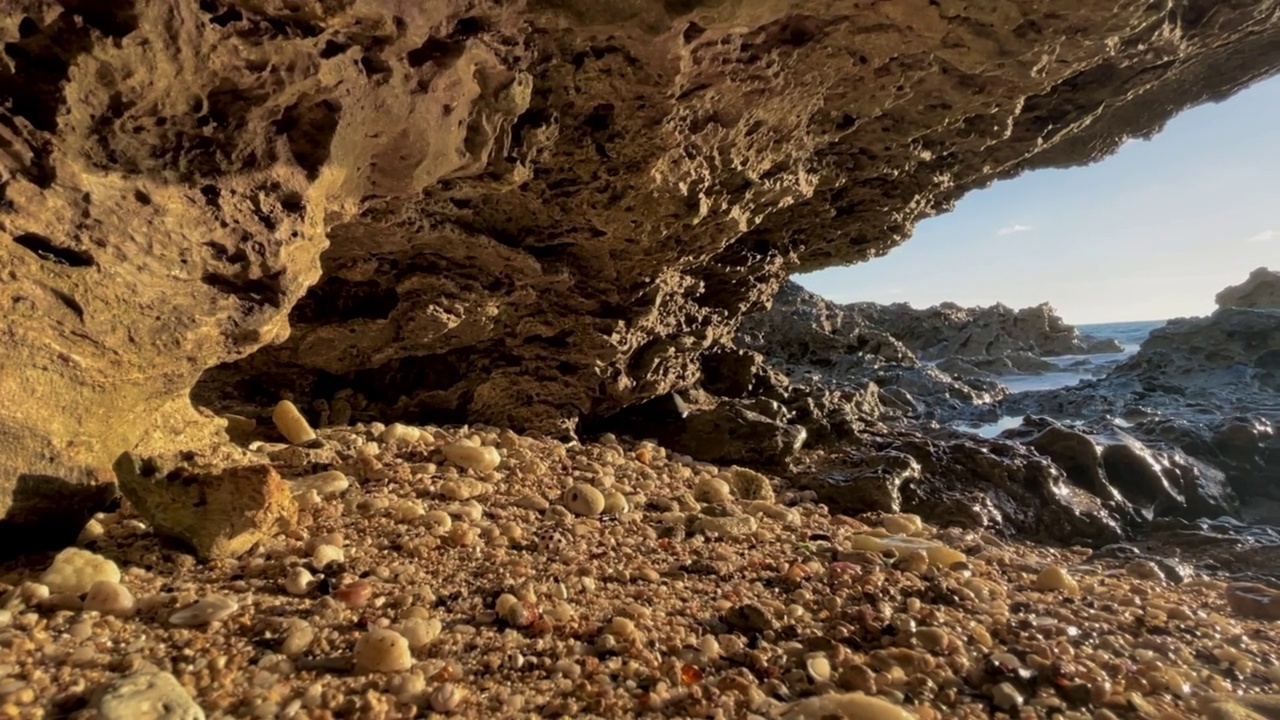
[{"left": 113, "top": 453, "right": 297, "bottom": 561}]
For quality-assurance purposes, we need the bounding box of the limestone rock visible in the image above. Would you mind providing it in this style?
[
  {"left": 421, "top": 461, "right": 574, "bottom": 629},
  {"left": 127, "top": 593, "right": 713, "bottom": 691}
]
[
  {"left": 113, "top": 454, "right": 297, "bottom": 561},
  {"left": 1217, "top": 267, "right": 1280, "bottom": 310},
  {"left": 3, "top": 1, "right": 1280, "bottom": 535},
  {"left": 95, "top": 670, "right": 205, "bottom": 720},
  {"left": 40, "top": 547, "right": 121, "bottom": 595}
]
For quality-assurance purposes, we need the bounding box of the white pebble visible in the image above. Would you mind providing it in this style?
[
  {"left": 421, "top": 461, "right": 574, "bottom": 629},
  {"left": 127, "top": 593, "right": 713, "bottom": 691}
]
[
  {"left": 284, "top": 567, "right": 314, "bottom": 596},
  {"left": 353, "top": 628, "right": 413, "bottom": 674},
  {"left": 398, "top": 617, "right": 442, "bottom": 650},
  {"left": 40, "top": 548, "right": 120, "bottom": 595},
  {"left": 440, "top": 478, "right": 487, "bottom": 501},
  {"left": 96, "top": 670, "right": 204, "bottom": 720},
  {"left": 423, "top": 510, "right": 453, "bottom": 535},
  {"left": 441, "top": 443, "right": 501, "bottom": 473},
  {"left": 291, "top": 471, "right": 349, "bottom": 497},
  {"left": 881, "top": 513, "right": 923, "bottom": 535},
  {"left": 312, "top": 544, "right": 345, "bottom": 567},
  {"left": 281, "top": 619, "right": 315, "bottom": 656},
  {"left": 272, "top": 400, "right": 316, "bottom": 444},
  {"left": 429, "top": 683, "right": 466, "bottom": 713},
  {"left": 83, "top": 580, "right": 136, "bottom": 617},
  {"left": 602, "top": 491, "right": 630, "bottom": 514},
  {"left": 380, "top": 423, "right": 421, "bottom": 445},
  {"left": 169, "top": 594, "right": 238, "bottom": 626},
  {"left": 694, "top": 476, "right": 733, "bottom": 504},
  {"left": 563, "top": 483, "right": 606, "bottom": 517}
]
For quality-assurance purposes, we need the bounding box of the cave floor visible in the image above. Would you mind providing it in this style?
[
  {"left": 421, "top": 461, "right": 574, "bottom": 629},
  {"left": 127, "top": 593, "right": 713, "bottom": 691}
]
[{"left": 0, "top": 424, "right": 1277, "bottom": 719}]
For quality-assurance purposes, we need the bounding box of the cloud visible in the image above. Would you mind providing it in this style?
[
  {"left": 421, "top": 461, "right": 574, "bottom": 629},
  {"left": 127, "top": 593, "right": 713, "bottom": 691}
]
[
  {"left": 1244, "top": 229, "right": 1276, "bottom": 243},
  {"left": 997, "top": 223, "right": 1033, "bottom": 236}
]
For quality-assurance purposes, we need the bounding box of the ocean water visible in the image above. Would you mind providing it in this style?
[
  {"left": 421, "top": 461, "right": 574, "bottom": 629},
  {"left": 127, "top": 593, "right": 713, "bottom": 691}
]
[
  {"left": 955, "top": 318, "right": 1167, "bottom": 437},
  {"left": 1077, "top": 319, "right": 1169, "bottom": 354},
  {"left": 995, "top": 319, "right": 1168, "bottom": 393}
]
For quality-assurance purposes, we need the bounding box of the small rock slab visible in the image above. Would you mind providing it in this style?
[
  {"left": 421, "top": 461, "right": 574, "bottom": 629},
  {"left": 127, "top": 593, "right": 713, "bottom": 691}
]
[
  {"left": 1226, "top": 583, "right": 1280, "bottom": 621},
  {"left": 113, "top": 453, "right": 297, "bottom": 561},
  {"left": 96, "top": 670, "right": 205, "bottom": 720}
]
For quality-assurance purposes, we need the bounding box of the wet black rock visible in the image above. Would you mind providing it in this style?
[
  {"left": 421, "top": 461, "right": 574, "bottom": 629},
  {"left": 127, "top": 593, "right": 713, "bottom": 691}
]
[
  {"left": 995, "top": 417, "right": 1238, "bottom": 524},
  {"left": 790, "top": 428, "right": 1124, "bottom": 545}
]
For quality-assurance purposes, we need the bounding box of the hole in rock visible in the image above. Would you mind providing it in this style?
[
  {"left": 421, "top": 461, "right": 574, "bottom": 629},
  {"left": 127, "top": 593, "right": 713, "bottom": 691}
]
[
  {"left": 11, "top": 233, "right": 95, "bottom": 267},
  {"left": 275, "top": 98, "right": 342, "bottom": 179},
  {"left": 453, "top": 16, "right": 488, "bottom": 36},
  {"left": 406, "top": 37, "right": 465, "bottom": 68}
]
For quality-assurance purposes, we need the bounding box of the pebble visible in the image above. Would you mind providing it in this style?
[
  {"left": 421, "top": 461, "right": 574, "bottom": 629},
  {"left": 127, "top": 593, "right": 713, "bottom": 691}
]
[
  {"left": 1125, "top": 559, "right": 1165, "bottom": 581},
  {"left": 169, "top": 594, "right": 238, "bottom": 626},
  {"left": 40, "top": 548, "right": 121, "bottom": 595},
  {"left": 805, "top": 653, "right": 832, "bottom": 683},
  {"left": 353, "top": 628, "right": 413, "bottom": 674},
  {"left": 782, "top": 692, "right": 915, "bottom": 719},
  {"left": 429, "top": 683, "right": 466, "bottom": 713},
  {"left": 83, "top": 580, "right": 136, "bottom": 617},
  {"left": 694, "top": 476, "right": 733, "bottom": 504},
  {"left": 991, "top": 681, "right": 1023, "bottom": 710},
  {"left": 280, "top": 620, "right": 315, "bottom": 657},
  {"left": 1225, "top": 582, "right": 1280, "bottom": 620},
  {"left": 96, "top": 670, "right": 205, "bottom": 720},
  {"left": 724, "top": 603, "right": 775, "bottom": 634},
  {"left": 847, "top": 534, "right": 964, "bottom": 566},
  {"left": 725, "top": 466, "right": 775, "bottom": 502},
  {"left": 334, "top": 580, "right": 373, "bottom": 609},
  {"left": 380, "top": 423, "right": 421, "bottom": 445},
  {"left": 398, "top": 617, "right": 442, "bottom": 650},
  {"left": 272, "top": 400, "right": 317, "bottom": 444},
  {"left": 602, "top": 490, "right": 630, "bottom": 514},
  {"left": 442, "top": 442, "right": 502, "bottom": 473},
  {"left": 881, "top": 514, "right": 923, "bottom": 535},
  {"left": 311, "top": 544, "right": 345, "bottom": 568},
  {"left": 563, "top": 483, "right": 606, "bottom": 517},
  {"left": 914, "top": 627, "right": 950, "bottom": 652},
  {"left": 291, "top": 471, "right": 349, "bottom": 497},
  {"left": 692, "top": 515, "right": 758, "bottom": 537},
  {"left": 1035, "top": 565, "right": 1080, "bottom": 594},
  {"left": 423, "top": 510, "right": 454, "bottom": 534},
  {"left": 440, "top": 478, "right": 488, "bottom": 501}
]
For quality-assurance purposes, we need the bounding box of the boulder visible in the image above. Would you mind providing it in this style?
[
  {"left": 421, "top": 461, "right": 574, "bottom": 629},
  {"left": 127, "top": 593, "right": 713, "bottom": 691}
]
[
  {"left": 4, "top": 2, "right": 1280, "bottom": 542},
  {"left": 999, "top": 417, "right": 1239, "bottom": 523},
  {"left": 792, "top": 429, "right": 1124, "bottom": 545}
]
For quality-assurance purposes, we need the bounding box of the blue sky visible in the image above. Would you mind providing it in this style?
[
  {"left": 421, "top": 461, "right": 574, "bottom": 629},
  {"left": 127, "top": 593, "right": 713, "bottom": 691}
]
[{"left": 795, "top": 74, "right": 1280, "bottom": 324}]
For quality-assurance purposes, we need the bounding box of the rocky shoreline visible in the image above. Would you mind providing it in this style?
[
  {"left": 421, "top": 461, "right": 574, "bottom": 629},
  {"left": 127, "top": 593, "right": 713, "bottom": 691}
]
[
  {"left": 2, "top": 270, "right": 1279, "bottom": 718},
  {"left": 3, "top": 421, "right": 1280, "bottom": 719}
]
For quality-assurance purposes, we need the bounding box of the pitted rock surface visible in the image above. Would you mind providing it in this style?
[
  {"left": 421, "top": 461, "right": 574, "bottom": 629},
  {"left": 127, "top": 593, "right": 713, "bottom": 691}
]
[{"left": 3, "top": 1, "right": 1280, "bottom": 542}]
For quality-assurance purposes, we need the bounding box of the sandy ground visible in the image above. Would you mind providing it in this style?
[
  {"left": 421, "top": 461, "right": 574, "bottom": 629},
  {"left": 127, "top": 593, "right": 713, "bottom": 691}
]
[{"left": 1, "top": 422, "right": 1278, "bottom": 719}]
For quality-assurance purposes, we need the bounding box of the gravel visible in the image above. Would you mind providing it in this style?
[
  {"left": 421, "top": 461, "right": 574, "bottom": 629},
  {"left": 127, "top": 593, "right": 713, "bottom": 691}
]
[{"left": 0, "top": 421, "right": 1278, "bottom": 718}]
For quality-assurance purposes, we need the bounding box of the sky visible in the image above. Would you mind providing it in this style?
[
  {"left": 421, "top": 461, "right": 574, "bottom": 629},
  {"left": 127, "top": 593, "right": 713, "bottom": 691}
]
[{"left": 794, "top": 73, "right": 1280, "bottom": 325}]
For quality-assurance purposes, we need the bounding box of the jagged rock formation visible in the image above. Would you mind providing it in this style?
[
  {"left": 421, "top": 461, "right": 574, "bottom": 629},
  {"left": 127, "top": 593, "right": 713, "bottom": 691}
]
[
  {"left": 737, "top": 280, "right": 1005, "bottom": 417},
  {"left": 3, "top": 0, "right": 1280, "bottom": 544},
  {"left": 1003, "top": 270, "right": 1280, "bottom": 517},
  {"left": 1217, "top": 266, "right": 1280, "bottom": 310},
  {"left": 846, "top": 300, "right": 1122, "bottom": 360}
]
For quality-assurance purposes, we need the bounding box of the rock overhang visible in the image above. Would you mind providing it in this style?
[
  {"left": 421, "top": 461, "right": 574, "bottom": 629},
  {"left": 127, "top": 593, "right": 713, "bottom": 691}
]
[{"left": 2, "top": 0, "right": 1280, "bottom": 545}]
